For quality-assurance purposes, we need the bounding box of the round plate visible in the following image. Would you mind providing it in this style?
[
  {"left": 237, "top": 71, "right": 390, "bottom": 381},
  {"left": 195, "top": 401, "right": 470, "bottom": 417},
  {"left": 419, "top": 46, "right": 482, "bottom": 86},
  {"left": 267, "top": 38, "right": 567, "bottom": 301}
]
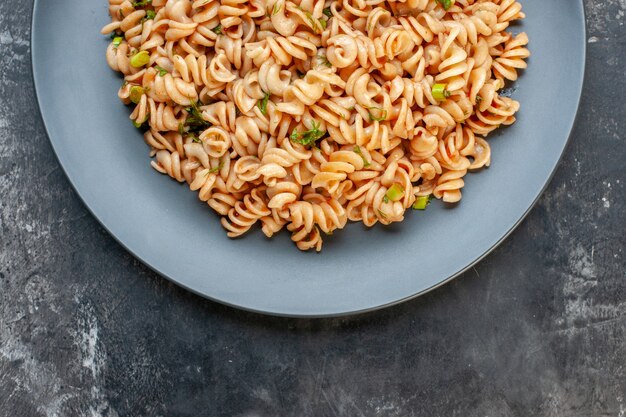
[{"left": 32, "top": 0, "right": 586, "bottom": 317}]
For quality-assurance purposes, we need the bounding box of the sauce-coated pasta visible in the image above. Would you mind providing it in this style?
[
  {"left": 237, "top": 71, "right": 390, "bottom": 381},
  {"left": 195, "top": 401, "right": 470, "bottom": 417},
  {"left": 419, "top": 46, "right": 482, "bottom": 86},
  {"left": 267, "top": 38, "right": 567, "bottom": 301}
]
[{"left": 102, "top": 0, "right": 530, "bottom": 251}]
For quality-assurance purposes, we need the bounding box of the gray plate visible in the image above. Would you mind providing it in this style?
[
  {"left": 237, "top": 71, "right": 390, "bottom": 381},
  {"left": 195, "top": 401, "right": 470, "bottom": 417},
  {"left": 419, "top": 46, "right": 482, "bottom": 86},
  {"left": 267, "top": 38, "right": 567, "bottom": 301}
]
[{"left": 31, "top": 0, "right": 586, "bottom": 317}]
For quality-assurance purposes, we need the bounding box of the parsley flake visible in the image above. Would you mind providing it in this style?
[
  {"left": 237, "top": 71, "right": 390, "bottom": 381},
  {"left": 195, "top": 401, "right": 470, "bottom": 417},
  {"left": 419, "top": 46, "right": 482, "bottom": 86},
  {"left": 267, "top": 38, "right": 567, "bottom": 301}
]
[
  {"left": 155, "top": 65, "right": 168, "bottom": 76},
  {"left": 368, "top": 106, "right": 387, "bottom": 122},
  {"left": 353, "top": 145, "right": 371, "bottom": 168},
  {"left": 290, "top": 120, "right": 325, "bottom": 147},
  {"left": 258, "top": 91, "right": 270, "bottom": 115}
]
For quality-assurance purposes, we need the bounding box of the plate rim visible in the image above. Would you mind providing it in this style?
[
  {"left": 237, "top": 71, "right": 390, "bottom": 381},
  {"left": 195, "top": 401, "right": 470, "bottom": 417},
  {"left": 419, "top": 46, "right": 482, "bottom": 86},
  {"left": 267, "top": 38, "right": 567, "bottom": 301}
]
[{"left": 30, "top": 0, "right": 587, "bottom": 318}]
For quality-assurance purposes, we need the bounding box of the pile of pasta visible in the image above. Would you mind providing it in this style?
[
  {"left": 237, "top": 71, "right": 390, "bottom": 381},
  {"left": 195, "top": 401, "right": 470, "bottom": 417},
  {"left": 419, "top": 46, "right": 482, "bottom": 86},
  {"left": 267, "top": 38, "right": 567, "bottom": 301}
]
[{"left": 102, "top": 0, "right": 529, "bottom": 251}]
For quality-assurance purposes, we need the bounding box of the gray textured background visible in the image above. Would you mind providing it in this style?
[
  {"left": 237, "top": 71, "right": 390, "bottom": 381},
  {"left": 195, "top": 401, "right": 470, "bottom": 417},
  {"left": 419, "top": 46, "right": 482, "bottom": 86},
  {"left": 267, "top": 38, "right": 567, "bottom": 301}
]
[{"left": 1, "top": 0, "right": 625, "bottom": 416}]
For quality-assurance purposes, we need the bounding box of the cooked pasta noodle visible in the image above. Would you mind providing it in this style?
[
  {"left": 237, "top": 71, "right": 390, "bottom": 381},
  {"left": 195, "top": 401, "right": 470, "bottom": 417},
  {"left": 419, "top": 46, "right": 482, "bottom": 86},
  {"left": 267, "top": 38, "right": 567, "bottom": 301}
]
[{"left": 102, "top": 0, "right": 529, "bottom": 251}]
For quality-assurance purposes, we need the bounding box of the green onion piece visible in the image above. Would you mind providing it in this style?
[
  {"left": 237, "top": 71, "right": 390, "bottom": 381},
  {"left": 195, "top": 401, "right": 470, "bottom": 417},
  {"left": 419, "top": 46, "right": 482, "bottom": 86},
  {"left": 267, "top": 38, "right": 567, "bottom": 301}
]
[
  {"left": 130, "top": 50, "right": 150, "bottom": 68},
  {"left": 155, "top": 65, "right": 168, "bottom": 76},
  {"left": 258, "top": 91, "right": 270, "bottom": 115},
  {"left": 436, "top": 0, "right": 454, "bottom": 10},
  {"left": 412, "top": 195, "right": 431, "bottom": 210},
  {"left": 323, "top": 7, "right": 332, "bottom": 17},
  {"left": 431, "top": 83, "right": 450, "bottom": 101},
  {"left": 145, "top": 10, "right": 156, "bottom": 20},
  {"left": 112, "top": 36, "right": 123, "bottom": 47},
  {"left": 385, "top": 184, "right": 405, "bottom": 202},
  {"left": 132, "top": 0, "right": 152, "bottom": 7},
  {"left": 368, "top": 107, "right": 387, "bottom": 122},
  {"left": 383, "top": 195, "right": 389, "bottom": 203},
  {"left": 132, "top": 116, "right": 148, "bottom": 128},
  {"left": 129, "top": 86, "right": 145, "bottom": 104},
  {"left": 178, "top": 122, "right": 185, "bottom": 135},
  {"left": 211, "top": 24, "right": 222, "bottom": 35},
  {"left": 319, "top": 18, "right": 327, "bottom": 30}
]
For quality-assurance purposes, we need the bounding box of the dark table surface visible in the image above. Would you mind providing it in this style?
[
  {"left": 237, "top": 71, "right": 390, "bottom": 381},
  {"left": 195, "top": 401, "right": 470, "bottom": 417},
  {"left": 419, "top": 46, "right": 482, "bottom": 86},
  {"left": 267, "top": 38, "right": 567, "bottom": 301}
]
[{"left": 1, "top": 1, "right": 625, "bottom": 416}]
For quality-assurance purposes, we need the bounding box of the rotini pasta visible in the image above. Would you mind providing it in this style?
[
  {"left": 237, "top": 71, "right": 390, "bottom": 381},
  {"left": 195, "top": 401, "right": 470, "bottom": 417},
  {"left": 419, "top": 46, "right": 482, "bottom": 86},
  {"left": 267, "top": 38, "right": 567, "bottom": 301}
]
[{"left": 102, "top": 0, "right": 529, "bottom": 251}]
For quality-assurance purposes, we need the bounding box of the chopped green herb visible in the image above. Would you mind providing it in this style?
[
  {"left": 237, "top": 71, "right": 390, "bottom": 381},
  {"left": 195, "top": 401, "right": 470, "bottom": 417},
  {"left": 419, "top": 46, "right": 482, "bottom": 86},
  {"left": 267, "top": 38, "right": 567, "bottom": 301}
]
[
  {"left": 208, "top": 162, "right": 224, "bottom": 174},
  {"left": 383, "top": 195, "right": 389, "bottom": 203},
  {"left": 323, "top": 7, "right": 332, "bottom": 17},
  {"left": 132, "top": 0, "right": 152, "bottom": 7},
  {"left": 129, "top": 86, "right": 146, "bottom": 104},
  {"left": 319, "top": 18, "right": 327, "bottom": 30},
  {"left": 385, "top": 184, "right": 405, "bottom": 202},
  {"left": 476, "top": 95, "right": 483, "bottom": 104},
  {"left": 368, "top": 106, "right": 387, "bottom": 122},
  {"left": 144, "top": 9, "right": 156, "bottom": 20},
  {"left": 435, "top": 0, "right": 454, "bottom": 10},
  {"left": 300, "top": 8, "right": 320, "bottom": 33},
  {"left": 112, "top": 36, "right": 124, "bottom": 47},
  {"left": 130, "top": 50, "right": 150, "bottom": 67},
  {"left": 154, "top": 65, "right": 168, "bottom": 76},
  {"left": 189, "top": 134, "right": 201, "bottom": 143},
  {"left": 290, "top": 120, "right": 325, "bottom": 147},
  {"left": 431, "top": 83, "right": 450, "bottom": 101},
  {"left": 211, "top": 24, "right": 222, "bottom": 35},
  {"left": 353, "top": 145, "right": 371, "bottom": 168},
  {"left": 258, "top": 91, "right": 270, "bottom": 115},
  {"left": 178, "top": 122, "right": 185, "bottom": 135},
  {"left": 183, "top": 101, "right": 211, "bottom": 133},
  {"left": 412, "top": 195, "right": 431, "bottom": 210},
  {"left": 272, "top": 2, "right": 282, "bottom": 15},
  {"left": 317, "top": 54, "right": 331, "bottom": 67}
]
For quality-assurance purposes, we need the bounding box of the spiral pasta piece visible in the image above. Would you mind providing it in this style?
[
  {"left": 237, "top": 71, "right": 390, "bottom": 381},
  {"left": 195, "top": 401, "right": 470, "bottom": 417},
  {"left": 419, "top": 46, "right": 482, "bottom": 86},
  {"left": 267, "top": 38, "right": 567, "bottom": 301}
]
[
  {"left": 492, "top": 33, "right": 530, "bottom": 81},
  {"left": 278, "top": 69, "right": 346, "bottom": 115},
  {"left": 221, "top": 188, "right": 271, "bottom": 237},
  {"left": 433, "top": 169, "right": 467, "bottom": 203}
]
